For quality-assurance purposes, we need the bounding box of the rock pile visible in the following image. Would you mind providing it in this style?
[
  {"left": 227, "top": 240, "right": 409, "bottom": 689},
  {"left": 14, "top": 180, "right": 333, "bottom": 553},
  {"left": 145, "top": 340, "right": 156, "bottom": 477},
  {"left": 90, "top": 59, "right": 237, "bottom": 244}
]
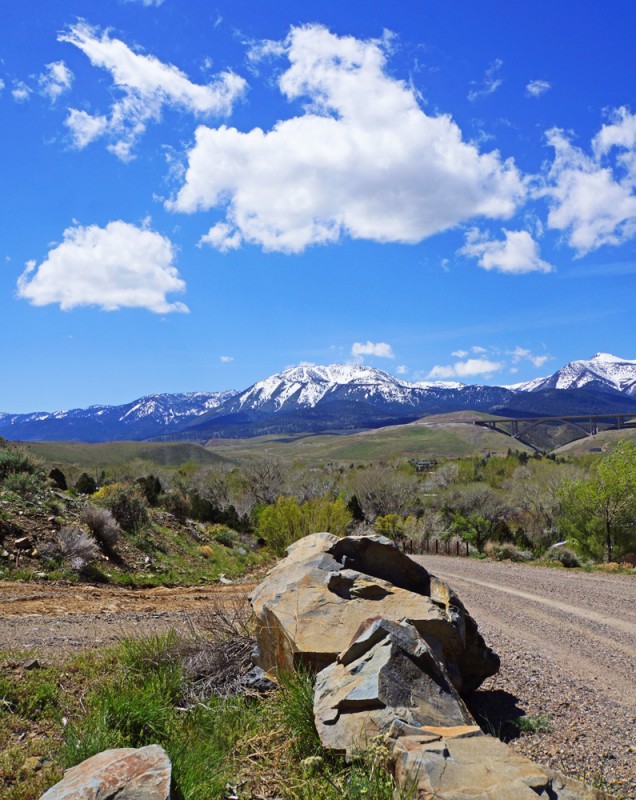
[
  {"left": 251, "top": 532, "right": 614, "bottom": 800},
  {"left": 249, "top": 532, "right": 499, "bottom": 693}
]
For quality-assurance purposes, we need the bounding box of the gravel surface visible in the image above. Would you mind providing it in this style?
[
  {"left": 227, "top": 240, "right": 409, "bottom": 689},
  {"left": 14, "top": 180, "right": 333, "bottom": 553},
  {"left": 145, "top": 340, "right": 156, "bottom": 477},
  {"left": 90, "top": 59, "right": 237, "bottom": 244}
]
[{"left": 414, "top": 556, "right": 636, "bottom": 799}]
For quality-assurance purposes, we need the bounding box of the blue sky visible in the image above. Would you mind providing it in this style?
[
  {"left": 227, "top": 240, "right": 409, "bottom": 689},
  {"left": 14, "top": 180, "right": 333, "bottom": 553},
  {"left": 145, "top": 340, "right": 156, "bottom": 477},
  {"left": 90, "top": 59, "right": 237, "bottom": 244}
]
[{"left": 1, "top": 0, "right": 634, "bottom": 412}]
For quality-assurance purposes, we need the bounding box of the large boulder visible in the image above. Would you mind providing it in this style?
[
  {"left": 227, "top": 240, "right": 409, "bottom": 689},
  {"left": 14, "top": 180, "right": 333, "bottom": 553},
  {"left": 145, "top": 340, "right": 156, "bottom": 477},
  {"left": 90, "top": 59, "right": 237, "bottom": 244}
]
[
  {"left": 39, "top": 745, "right": 171, "bottom": 800},
  {"left": 249, "top": 533, "right": 498, "bottom": 693},
  {"left": 393, "top": 733, "right": 613, "bottom": 799},
  {"left": 313, "top": 617, "right": 478, "bottom": 755}
]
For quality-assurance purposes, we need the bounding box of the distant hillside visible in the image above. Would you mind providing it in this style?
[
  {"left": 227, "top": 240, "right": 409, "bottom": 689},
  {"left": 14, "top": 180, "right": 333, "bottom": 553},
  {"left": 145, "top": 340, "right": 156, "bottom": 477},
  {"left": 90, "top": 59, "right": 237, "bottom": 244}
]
[
  {"left": 25, "top": 441, "right": 229, "bottom": 470},
  {"left": 554, "top": 428, "right": 636, "bottom": 457},
  {"left": 202, "top": 412, "right": 533, "bottom": 465}
]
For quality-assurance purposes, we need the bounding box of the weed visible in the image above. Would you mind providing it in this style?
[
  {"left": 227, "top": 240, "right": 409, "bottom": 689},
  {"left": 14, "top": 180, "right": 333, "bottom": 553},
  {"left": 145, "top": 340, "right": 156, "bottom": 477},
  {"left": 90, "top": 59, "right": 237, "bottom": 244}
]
[
  {"left": 513, "top": 713, "right": 552, "bottom": 734},
  {"left": 276, "top": 668, "right": 322, "bottom": 758},
  {"left": 80, "top": 506, "right": 121, "bottom": 553}
]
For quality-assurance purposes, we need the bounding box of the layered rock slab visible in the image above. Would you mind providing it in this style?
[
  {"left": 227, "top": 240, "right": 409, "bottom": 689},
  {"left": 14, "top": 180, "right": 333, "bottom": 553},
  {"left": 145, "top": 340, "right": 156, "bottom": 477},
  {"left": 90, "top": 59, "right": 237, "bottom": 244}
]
[
  {"left": 314, "top": 618, "right": 477, "bottom": 755},
  {"left": 39, "top": 745, "right": 171, "bottom": 800},
  {"left": 249, "top": 533, "right": 498, "bottom": 693},
  {"left": 393, "top": 733, "right": 613, "bottom": 800}
]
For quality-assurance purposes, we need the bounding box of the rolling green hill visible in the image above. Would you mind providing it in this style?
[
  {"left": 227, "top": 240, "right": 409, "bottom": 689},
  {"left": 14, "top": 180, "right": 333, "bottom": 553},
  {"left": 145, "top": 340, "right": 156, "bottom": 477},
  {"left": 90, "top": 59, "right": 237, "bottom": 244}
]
[
  {"left": 23, "top": 440, "right": 229, "bottom": 470},
  {"left": 554, "top": 427, "right": 636, "bottom": 457},
  {"left": 202, "top": 411, "right": 532, "bottom": 464}
]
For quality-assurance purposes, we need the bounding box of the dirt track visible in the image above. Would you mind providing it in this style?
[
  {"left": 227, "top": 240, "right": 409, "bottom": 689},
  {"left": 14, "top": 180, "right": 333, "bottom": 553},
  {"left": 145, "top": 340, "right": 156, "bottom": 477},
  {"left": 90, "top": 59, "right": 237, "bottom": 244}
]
[
  {"left": 0, "top": 581, "right": 256, "bottom": 653},
  {"left": 414, "top": 556, "right": 636, "bottom": 798}
]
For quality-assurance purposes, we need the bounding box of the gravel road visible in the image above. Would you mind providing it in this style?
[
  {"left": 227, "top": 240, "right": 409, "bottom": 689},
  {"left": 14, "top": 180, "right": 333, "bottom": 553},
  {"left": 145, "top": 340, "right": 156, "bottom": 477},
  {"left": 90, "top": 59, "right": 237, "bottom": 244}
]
[{"left": 414, "top": 556, "right": 636, "bottom": 799}]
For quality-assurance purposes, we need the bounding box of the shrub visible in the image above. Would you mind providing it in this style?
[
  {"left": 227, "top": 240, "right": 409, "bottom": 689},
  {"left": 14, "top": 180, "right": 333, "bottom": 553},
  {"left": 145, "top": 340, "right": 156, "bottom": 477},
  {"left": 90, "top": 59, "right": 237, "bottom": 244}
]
[
  {"left": 47, "top": 526, "right": 101, "bottom": 572},
  {"left": 544, "top": 546, "right": 581, "bottom": 568},
  {"left": 3, "top": 470, "right": 43, "bottom": 500},
  {"left": 212, "top": 525, "right": 236, "bottom": 548},
  {"left": 94, "top": 483, "right": 149, "bottom": 533},
  {"left": 257, "top": 496, "right": 351, "bottom": 555},
  {"left": 136, "top": 475, "right": 162, "bottom": 506},
  {"left": 81, "top": 506, "right": 121, "bottom": 552},
  {"left": 487, "top": 542, "right": 533, "bottom": 562},
  {"left": 0, "top": 445, "right": 42, "bottom": 481},
  {"left": 374, "top": 513, "right": 405, "bottom": 541},
  {"left": 75, "top": 473, "right": 97, "bottom": 495},
  {"left": 159, "top": 491, "right": 190, "bottom": 522},
  {"left": 347, "top": 494, "right": 365, "bottom": 522},
  {"left": 49, "top": 467, "right": 68, "bottom": 490}
]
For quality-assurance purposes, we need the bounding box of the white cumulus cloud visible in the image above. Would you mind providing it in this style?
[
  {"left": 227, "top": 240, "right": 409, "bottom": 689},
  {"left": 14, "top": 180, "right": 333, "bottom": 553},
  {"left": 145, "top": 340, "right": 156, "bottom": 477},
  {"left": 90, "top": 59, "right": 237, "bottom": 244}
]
[
  {"left": 460, "top": 227, "right": 553, "bottom": 274},
  {"left": 170, "top": 24, "right": 524, "bottom": 253},
  {"left": 17, "top": 220, "right": 188, "bottom": 313},
  {"left": 60, "top": 21, "right": 246, "bottom": 160},
  {"left": 351, "top": 341, "right": 395, "bottom": 359},
  {"left": 220, "top": 355, "right": 234, "bottom": 363},
  {"left": 526, "top": 79, "right": 551, "bottom": 97},
  {"left": 39, "top": 61, "right": 73, "bottom": 101},
  {"left": 542, "top": 109, "right": 636, "bottom": 254},
  {"left": 427, "top": 358, "right": 503, "bottom": 380}
]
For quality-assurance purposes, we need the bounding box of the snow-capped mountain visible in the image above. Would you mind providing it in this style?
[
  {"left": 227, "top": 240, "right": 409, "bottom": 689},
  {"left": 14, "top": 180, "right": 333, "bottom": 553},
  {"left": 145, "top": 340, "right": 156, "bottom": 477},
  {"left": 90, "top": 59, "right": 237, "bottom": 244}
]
[
  {"left": 0, "top": 391, "right": 237, "bottom": 442},
  {"left": 181, "top": 365, "right": 519, "bottom": 439},
  {"left": 1, "top": 355, "right": 635, "bottom": 443},
  {"left": 512, "top": 353, "right": 636, "bottom": 397},
  {"left": 230, "top": 364, "right": 461, "bottom": 413}
]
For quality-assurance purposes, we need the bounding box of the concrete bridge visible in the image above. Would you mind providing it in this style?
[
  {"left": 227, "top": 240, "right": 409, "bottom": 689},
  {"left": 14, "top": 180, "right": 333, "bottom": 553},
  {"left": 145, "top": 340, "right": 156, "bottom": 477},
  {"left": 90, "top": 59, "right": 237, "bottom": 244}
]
[{"left": 474, "top": 412, "right": 636, "bottom": 451}]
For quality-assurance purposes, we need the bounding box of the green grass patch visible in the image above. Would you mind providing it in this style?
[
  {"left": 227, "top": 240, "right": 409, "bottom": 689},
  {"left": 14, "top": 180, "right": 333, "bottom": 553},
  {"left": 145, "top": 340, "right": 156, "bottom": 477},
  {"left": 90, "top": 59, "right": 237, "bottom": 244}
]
[
  {"left": 513, "top": 714, "right": 552, "bottom": 734},
  {"left": 203, "top": 413, "right": 532, "bottom": 465},
  {"left": 24, "top": 441, "right": 229, "bottom": 470},
  {"left": 2, "top": 630, "right": 411, "bottom": 800}
]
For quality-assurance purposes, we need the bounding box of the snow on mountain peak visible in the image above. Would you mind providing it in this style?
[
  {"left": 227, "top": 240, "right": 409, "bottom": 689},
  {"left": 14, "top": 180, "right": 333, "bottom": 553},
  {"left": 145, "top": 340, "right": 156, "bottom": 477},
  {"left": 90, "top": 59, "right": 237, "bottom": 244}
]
[
  {"left": 232, "top": 363, "right": 472, "bottom": 413},
  {"left": 589, "top": 352, "right": 632, "bottom": 364},
  {"left": 512, "top": 353, "right": 636, "bottom": 396}
]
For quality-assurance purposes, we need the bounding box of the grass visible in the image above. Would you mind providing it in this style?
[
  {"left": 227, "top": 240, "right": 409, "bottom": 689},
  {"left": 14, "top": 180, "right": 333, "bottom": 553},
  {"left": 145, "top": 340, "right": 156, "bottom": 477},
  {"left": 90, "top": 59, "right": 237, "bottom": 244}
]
[
  {"left": 24, "top": 440, "right": 229, "bottom": 469},
  {"left": 203, "top": 412, "right": 532, "bottom": 465},
  {"left": 513, "top": 714, "right": 552, "bottom": 734},
  {"left": 0, "top": 629, "right": 411, "bottom": 800}
]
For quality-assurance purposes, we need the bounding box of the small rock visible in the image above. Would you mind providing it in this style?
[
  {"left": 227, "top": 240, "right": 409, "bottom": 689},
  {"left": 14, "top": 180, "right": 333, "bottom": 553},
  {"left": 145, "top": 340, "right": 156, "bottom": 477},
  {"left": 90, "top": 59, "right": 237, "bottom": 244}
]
[
  {"left": 14, "top": 537, "right": 32, "bottom": 550},
  {"left": 39, "top": 745, "right": 171, "bottom": 800},
  {"left": 239, "top": 666, "right": 277, "bottom": 694},
  {"left": 24, "top": 659, "right": 40, "bottom": 671}
]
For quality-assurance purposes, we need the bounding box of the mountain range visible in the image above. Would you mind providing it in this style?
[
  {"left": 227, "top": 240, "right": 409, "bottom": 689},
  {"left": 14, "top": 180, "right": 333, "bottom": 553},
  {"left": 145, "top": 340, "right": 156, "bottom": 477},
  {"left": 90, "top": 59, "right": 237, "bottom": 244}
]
[{"left": 2, "top": 353, "right": 635, "bottom": 443}]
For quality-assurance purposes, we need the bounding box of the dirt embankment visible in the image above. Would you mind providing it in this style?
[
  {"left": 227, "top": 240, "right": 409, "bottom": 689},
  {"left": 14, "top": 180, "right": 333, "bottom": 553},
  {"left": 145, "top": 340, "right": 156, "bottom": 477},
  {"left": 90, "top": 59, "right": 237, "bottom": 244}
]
[{"left": 414, "top": 556, "right": 636, "bottom": 799}]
